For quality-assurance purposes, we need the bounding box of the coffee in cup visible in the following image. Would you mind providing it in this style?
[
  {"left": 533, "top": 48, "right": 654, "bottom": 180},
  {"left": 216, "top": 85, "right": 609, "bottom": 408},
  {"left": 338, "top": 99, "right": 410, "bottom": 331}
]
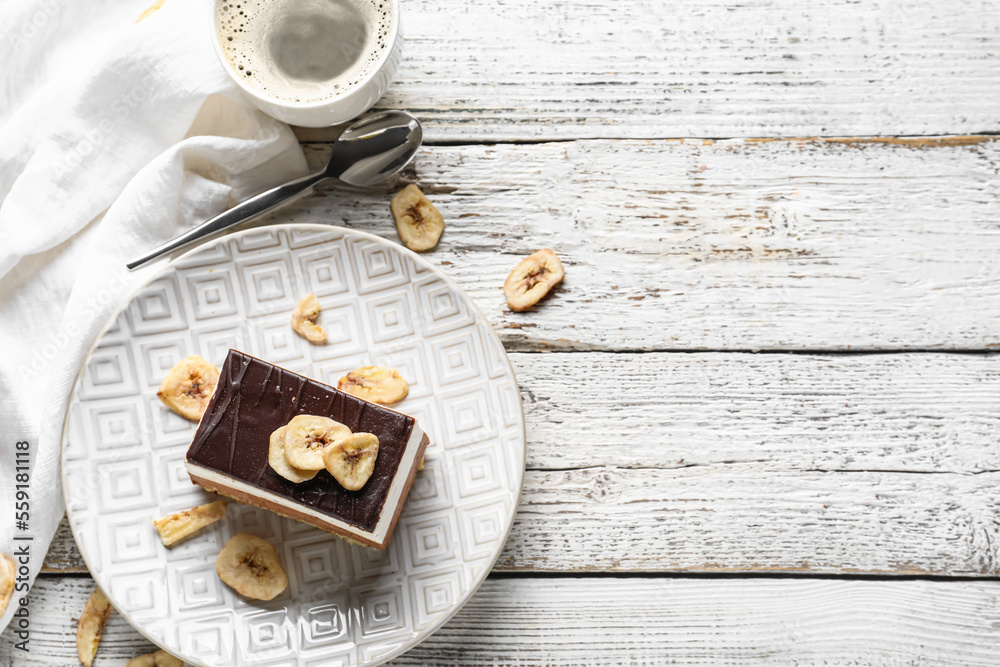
[{"left": 213, "top": 0, "right": 401, "bottom": 127}]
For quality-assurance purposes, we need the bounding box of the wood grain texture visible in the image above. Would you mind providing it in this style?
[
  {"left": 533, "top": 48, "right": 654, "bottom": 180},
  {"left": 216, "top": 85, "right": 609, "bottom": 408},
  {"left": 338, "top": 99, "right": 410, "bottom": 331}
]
[
  {"left": 398, "top": 578, "right": 1000, "bottom": 666},
  {"left": 501, "top": 466, "right": 1000, "bottom": 575},
  {"left": 4, "top": 576, "right": 1000, "bottom": 666},
  {"left": 43, "top": 352, "right": 1000, "bottom": 575},
  {"left": 40, "top": 520, "right": 78, "bottom": 574},
  {"left": 290, "top": 0, "right": 1000, "bottom": 141},
  {"left": 277, "top": 137, "right": 1000, "bottom": 351},
  {"left": 513, "top": 351, "right": 1000, "bottom": 472}
]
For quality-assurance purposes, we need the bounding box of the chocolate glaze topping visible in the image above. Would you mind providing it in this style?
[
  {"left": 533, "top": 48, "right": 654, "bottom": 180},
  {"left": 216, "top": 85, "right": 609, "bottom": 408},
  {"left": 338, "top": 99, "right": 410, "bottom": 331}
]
[{"left": 186, "top": 349, "right": 414, "bottom": 532}]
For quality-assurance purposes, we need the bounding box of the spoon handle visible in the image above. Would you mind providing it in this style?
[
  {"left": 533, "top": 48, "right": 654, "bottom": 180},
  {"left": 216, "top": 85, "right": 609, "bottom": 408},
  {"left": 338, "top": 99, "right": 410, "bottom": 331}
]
[{"left": 126, "top": 170, "right": 329, "bottom": 270}]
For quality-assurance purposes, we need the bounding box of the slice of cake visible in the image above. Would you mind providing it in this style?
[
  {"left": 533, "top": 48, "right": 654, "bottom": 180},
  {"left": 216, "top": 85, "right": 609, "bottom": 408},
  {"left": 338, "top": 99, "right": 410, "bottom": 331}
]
[{"left": 184, "top": 349, "right": 429, "bottom": 549}]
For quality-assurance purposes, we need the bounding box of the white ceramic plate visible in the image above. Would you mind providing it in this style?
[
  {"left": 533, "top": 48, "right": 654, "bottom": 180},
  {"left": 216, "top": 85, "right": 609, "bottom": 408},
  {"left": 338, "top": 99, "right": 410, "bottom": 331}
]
[{"left": 62, "top": 224, "right": 525, "bottom": 667}]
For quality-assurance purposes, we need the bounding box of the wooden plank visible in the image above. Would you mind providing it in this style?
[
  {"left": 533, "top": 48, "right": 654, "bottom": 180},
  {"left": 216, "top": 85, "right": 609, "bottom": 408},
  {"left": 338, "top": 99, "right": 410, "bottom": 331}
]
[
  {"left": 400, "top": 578, "right": 1000, "bottom": 666},
  {"left": 3, "top": 576, "right": 999, "bottom": 665},
  {"left": 291, "top": 0, "right": 1000, "bottom": 141},
  {"left": 44, "top": 352, "right": 1000, "bottom": 575},
  {"left": 512, "top": 351, "right": 1000, "bottom": 472},
  {"left": 0, "top": 578, "right": 161, "bottom": 664},
  {"left": 285, "top": 137, "right": 1000, "bottom": 351},
  {"left": 41, "top": 520, "right": 79, "bottom": 574},
  {"left": 45, "top": 467, "right": 1000, "bottom": 576},
  {"left": 501, "top": 466, "right": 1000, "bottom": 575}
]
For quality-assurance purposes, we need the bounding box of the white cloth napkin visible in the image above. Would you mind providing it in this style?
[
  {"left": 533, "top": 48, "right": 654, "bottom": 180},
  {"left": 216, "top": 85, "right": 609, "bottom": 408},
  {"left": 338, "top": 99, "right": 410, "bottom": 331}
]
[{"left": 0, "top": 0, "right": 308, "bottom": 633}]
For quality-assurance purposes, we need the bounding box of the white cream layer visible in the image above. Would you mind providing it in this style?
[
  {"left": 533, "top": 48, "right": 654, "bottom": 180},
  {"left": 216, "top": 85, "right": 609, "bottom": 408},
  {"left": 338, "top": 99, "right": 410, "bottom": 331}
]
[{"left": 185, "top": 422, "right": 425, "bottom": 544}]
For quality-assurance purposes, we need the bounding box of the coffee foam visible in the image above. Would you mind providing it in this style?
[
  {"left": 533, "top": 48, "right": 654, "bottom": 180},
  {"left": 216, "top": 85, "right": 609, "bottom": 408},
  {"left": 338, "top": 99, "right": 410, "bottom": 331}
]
[{"left": 216, "top": 0, "right": 394, "bottom": 105}]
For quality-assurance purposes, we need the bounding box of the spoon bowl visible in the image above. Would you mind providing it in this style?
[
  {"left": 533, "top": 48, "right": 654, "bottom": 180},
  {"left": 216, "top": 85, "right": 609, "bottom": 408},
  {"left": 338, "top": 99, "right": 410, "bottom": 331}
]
[
  {"left": 329, "top": 110, "right": 422, "bottom": 187},
  {"left": 127, "top": 110, "right": 422, "bottom": 270}
]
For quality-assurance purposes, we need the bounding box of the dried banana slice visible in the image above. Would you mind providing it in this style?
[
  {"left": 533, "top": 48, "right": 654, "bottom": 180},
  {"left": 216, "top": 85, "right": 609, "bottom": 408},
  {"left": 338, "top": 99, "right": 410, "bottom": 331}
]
[
  {"left": 216, "top": 532, "right": 288, "bottom": 601},
  {"left": 77, "top": 587, "right": 113, "bottom": 667},
  {"left": 503, "top": 248, "right": 565, "bottom": 312},
  {"left": 391, "top": 184, "right": 445, "bottom": 252},
  {"left": 324, "top": 432, "right": 380, "bottom": 491},
  {"left": 0, "top": 553, "right": 14, "bottom": 619},
  {"left": 268, "top": 424, "right": 319, "bottom": 483},
  {"left": 153, "top": 500, "right": 227, "bottom": 546},
  {"left": 127, "top": 650, "right": 184, "bottom": 667},
  {"left": 291, "top": 292, "right": 327, "bottom": 343},
  {"left": 337, "top": 366, "right": 409, "bottom": 405},
  {"left": 282, "top": 414, "right": 351, "bottom": 471},
  {"left": 157, "top": 355, "right": 219, "bottom": 421}
]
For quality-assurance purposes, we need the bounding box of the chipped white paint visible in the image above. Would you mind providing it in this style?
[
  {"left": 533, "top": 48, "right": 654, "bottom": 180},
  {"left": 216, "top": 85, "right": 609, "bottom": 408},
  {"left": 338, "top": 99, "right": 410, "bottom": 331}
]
[
  {"left": 403, "top": 578, "right": 1000, "bottom": 666},
  {"left": 291, "top": 0, "right": 1000, "bottom": 140},
  {"left": 510, "top": 351, "right": 1000, "bottom": 472},
  {"left": 276, "top": 138, "right": 1000, "bottom": 351},
  {"left": 4, "top": 577, "right": 1000, "bottom": 666},
  {"left": 41, "top": 352, "right": 1000, "bottom": 576},
  {"left": 501, "top": 466, "right": 1000, "bottom": 575}
]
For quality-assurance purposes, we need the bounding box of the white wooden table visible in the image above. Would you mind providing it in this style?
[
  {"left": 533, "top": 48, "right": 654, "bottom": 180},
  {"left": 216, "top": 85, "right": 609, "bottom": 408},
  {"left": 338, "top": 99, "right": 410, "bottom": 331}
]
[{"left": 5, "top": 0, "right": 1000, "bottom": 663}]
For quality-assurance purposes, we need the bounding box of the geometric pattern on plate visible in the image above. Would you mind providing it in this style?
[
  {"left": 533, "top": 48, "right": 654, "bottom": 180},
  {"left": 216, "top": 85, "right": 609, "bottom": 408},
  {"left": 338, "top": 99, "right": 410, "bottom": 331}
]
[{"left": 62, "top": 224, "right": 525, "bottom": 667}]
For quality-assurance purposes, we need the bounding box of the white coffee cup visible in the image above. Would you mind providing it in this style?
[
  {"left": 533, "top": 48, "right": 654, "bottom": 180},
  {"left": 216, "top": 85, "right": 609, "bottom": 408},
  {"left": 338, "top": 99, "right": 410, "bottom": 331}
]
[{"left": 211, "top": 0, "right": 402, "bottom": 127}]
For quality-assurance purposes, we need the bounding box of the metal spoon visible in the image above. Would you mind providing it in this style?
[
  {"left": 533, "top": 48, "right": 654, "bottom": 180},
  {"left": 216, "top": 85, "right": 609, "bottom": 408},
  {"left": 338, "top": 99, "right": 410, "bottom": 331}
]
[{"left": 126, "top": 110, "right": 423, "bottom": 270}]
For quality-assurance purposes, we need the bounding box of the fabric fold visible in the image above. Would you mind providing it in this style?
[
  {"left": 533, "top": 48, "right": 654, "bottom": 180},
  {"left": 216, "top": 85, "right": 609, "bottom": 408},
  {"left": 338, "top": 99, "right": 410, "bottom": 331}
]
[{"left": 0, "top": 0, "right": 308, "bottom": 633}]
